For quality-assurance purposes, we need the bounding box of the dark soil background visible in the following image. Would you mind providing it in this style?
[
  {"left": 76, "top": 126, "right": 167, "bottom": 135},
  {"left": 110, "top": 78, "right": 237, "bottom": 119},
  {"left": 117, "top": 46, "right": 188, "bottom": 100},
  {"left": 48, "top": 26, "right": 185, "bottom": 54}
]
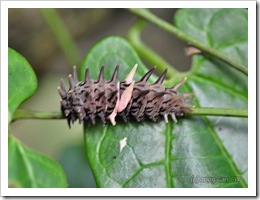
[{"left": 8, "top": 8, "right": 191, "bottom": 188}]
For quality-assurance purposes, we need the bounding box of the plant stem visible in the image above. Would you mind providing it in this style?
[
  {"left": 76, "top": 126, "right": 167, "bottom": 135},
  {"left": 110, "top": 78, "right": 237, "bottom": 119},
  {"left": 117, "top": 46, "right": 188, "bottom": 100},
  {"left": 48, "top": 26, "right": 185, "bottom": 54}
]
[
  {"left": 12, "top": 107, "right": 247, "bottom": 123},
  {"left": 12, "top": 109, "right": 63, "bottom": 122},
  {"left": 128, "top": 9, "right": 248, "bottom": 75},
  {"left": 40, "top": 8, "right": 81, "bottom": 66},
  {"left": 190, "top": 107, "right": 248, "bottom": 117},
  {"left": 128, "top": 20, "right": 181, "bottom": 79}
]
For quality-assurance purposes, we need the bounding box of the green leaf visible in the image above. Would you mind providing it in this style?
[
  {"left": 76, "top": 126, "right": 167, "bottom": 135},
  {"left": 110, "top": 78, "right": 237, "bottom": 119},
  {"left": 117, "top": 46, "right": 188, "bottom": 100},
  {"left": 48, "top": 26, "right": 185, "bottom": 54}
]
[
  {"left": 82, "top": 8, "right": 248, "bottom": 188},
  {"left": 8, "top": 135, "right": 67, "bottom": 188},
  {"left": 174, "top": 8, "right": 248, "bottom": 187},
  {"left": 8, "top": 48, "right": 67, "bottom": 188},
  {"left": 174, "top": 8, "right": 248, "bottom": 67},
  {"left": 8, "top": 48, "right": 37, "bottom": 123}
]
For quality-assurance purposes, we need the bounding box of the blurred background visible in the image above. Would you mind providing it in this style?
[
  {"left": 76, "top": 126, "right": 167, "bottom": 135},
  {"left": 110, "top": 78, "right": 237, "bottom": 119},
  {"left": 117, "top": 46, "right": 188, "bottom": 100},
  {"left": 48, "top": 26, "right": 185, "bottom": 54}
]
[{"left": 8, "top": 8, "right": 191, "bottom": 188}]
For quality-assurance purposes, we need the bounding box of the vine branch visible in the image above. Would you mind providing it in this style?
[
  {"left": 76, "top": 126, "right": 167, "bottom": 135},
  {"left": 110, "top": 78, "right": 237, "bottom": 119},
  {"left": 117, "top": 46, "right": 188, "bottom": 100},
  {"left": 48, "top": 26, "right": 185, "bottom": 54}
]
[
  {"left": 128, "top": 8, "right": 248, "bottom": 75},
  {"left": 191, "top": 107, "right": 247, "bottom": 117},
  {"left": 128, "top": 20, "right": 184, "bottom": 79},
  {"left": 12, "top": 107, "right": 247, "bottom": 122},
  {"left": 12, "top": 109, "right": 63, "bottom": 122}
]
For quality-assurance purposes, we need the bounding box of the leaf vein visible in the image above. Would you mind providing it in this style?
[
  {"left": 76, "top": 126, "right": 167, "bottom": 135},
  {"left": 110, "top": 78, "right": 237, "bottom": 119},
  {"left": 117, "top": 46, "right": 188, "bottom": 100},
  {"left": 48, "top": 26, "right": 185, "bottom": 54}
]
[
  {"left": 17, "top": 143, "right": 36, "bottom": 187},
  {"left": 164, "top": 122, "right": 173, "bottom": 188},
  {"left": 202, "top": 116, "right": 248, "bottom": 187}
]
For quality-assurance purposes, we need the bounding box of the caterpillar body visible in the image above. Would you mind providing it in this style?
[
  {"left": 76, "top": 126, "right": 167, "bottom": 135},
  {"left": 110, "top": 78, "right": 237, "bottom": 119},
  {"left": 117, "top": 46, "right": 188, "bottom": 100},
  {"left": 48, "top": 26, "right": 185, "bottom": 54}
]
[{"left": 58, "top": 64, "right": 193, "bottom": 128}]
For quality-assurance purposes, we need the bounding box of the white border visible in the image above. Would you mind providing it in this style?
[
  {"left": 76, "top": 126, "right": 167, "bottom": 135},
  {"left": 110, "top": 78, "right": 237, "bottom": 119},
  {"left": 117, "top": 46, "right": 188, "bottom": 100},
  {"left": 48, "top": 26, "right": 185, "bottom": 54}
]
[
  {"left": 0, "top": 0, "right": 254, "bottom": 8},
  {"left": 1, "top": 0, "right": 256, "bottom": 197}
]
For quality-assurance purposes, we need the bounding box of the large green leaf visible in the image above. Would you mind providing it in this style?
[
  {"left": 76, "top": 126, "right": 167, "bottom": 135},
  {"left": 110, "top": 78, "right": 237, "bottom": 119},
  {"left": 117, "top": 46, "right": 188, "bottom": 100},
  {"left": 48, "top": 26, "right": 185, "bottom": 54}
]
[
  {"left": 174, "top": 8, "right": 248, "bottom": 187},
  {"left": 174, "top": 8, "right": 248, "bottom": 67},
  {"left": 82, "top": 8, "right": 247, "bottom": 188},
  {"left": 8, "top": 135, "right": 67, "bottom": 188},
  {"left": 8, "top": 48, "right": 38, "bottom": 123},
  {"left": 8, "top": 48, "right": 67, "bottom": 188}
]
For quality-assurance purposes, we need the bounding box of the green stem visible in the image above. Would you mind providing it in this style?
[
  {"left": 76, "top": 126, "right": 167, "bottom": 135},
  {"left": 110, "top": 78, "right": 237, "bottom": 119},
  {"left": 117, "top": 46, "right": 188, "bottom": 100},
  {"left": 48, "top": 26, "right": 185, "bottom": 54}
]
[
  {"left": 190, "top": 107, "right": 248, "bottom": 117},
  {"left": 12, "top": 107, "right": 247, "bottom": 123},
  {"left": 40, "top": 8, "right": 81, "bottom": 66},
  {"left": 128, "top": 20, "right": 181, "bottom": 79},
  {"left": 12, "top": 109, "right": 63, "bottom": 122},
  {"left": 128, "top": 9, "right": 248, "bottom": 75}
]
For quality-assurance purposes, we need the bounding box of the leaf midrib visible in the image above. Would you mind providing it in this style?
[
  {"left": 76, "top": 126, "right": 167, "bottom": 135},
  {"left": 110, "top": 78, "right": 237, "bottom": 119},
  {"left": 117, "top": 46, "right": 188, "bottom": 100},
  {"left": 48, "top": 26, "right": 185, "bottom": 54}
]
[{"left": 165, "top": 122, "right": 173, "bottom": 188}]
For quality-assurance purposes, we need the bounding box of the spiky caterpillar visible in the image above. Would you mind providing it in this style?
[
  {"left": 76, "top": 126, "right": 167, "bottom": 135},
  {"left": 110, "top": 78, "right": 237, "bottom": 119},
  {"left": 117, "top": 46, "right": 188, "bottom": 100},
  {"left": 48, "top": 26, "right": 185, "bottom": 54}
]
[{"left": 58, "top": 64, "right": 193, "bottom": 128}]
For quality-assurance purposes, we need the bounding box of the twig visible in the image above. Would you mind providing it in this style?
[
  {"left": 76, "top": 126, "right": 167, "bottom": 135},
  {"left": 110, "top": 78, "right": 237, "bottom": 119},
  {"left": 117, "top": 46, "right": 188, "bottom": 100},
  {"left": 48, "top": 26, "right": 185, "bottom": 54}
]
[
  {"left": 128, "top": 20, "right": 181, "bottom": 79},
  {"left": 128, "top": 9, "right": 248, "bottom": 75},
  {"left": 190, "top": 107, "right": 248, "bottom": 117},
  {"left": 11, "top": 107, "right": 247, "bottom": 123},
  {"left": 12, "top": 109, "right": 63, "bottom": 122}
]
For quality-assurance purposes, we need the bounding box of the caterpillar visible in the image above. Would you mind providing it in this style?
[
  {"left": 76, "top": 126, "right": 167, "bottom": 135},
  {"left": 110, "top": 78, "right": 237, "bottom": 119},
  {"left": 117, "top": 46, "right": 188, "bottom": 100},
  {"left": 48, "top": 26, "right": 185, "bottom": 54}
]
[{"left": 58, "top": 64, "right": 193, "bottom": 128}]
